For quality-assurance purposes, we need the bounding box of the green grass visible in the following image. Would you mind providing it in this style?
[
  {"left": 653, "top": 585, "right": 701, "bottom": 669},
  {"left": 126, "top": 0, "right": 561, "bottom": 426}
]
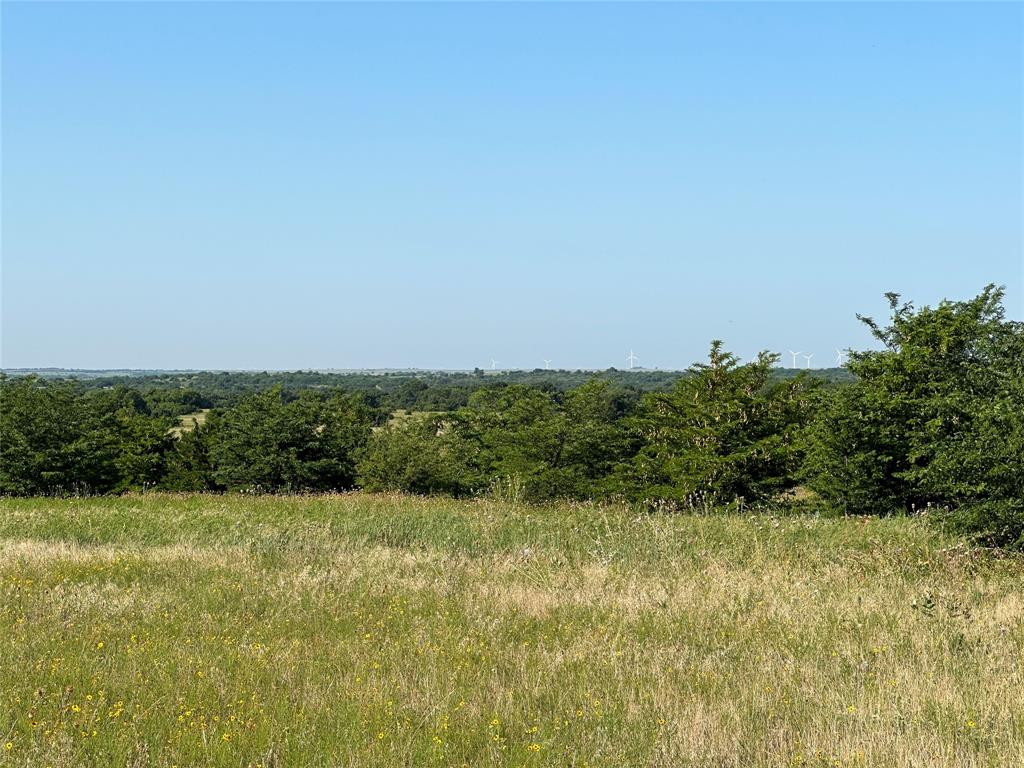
[{"left": 1, "top": 493, "right": 1021, "bottom": 767}]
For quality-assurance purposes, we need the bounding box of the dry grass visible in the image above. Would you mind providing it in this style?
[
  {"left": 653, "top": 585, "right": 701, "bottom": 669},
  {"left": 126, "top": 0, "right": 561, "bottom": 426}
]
[
  {"left": 0, "top": 493, "right": 1021, "bottom": 767},
  {"left": 167, "top": 409, "right": 210, "bottom": 438}
]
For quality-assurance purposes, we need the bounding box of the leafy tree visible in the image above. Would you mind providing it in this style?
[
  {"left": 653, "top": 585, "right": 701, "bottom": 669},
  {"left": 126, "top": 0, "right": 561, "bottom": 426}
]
[
  {"left": 142, "top": 388, "right": 209, "bottom": 418},
  {"left": 360, "top": 381, "right": 635, "bottom": 501},
  {"left": 86, "top": 387, "right": 175, "bottom": 491},
  {"left": 110, "top": 407, "right": 174, "bottom": 491},
  {"left": 534, "top": 380, "right": 637, "bottom": 499},
  {"left": 616, "top": 342, "right": 813, "bottom": 508},
  {"left": 389, "top": 379, "right": 429, "bottom": 411},
  {"left": 162, "top": 417, "right": 220, "bottom": 492},
  {"left": 358, "top": 414, "right": 486, "bottom": 496},
  {"left": 458, "top": 384, "right": 564, "bottom": 498},
  {"left": 800, "top": 383, "right": 906, "bottom": 515},
  {"left": 210, "top": 387, "right": 374, "bottom": 491},
  {"left": 803, "top": 286, "right": 1024, "bottom": 546},
  {"left": 455, "top": 381, "right": 635, "bottom": 501},
  {"left": 0, "top": 377, "right": 119, "bottom": 494}
]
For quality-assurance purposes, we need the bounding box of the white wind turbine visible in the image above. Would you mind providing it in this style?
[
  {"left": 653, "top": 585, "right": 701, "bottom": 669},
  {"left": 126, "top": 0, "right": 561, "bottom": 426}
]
[
  {"left": 835, "top": 349, "right": 846, "bottom": 367},
  {"left": 543, "top": 359, "right": 552, "bottom": 370},
  {"left": 627, "top": 349, "right": 639, "bottom": 369},
  {"left": 788, "top": 350, "right": 802, "bottom": 370},
  {"left": 803, "top": 353, "right": 814, "bottom": 369},
  {"left": 490, "top": 358, "right": 499, "bottom": 371}
]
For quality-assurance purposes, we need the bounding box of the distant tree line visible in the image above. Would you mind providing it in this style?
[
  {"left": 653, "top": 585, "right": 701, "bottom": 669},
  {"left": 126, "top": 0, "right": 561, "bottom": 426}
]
[
  {"left": 3, "top": 365, "right": 855, "bottom": 413},
  {"left": 1, "top": 286, "right": 1020, "bottom": 548}
]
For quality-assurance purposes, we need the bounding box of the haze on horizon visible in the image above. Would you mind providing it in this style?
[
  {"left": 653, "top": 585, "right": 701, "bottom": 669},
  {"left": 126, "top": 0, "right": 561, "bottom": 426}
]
[{"left": 2, "top": 2, "right": 1021, "bottom": 371}]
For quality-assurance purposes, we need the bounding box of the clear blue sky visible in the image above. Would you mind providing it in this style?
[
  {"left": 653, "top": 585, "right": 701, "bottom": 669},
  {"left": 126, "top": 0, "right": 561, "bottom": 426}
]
[{"left": 2, "top": 2, "right": 1021, "bottom": 370}]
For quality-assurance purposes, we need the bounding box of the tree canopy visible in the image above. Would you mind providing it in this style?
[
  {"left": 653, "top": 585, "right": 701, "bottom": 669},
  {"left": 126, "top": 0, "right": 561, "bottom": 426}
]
[{"left": 2, "top": 286, "right": 1021, "bottom": 548}]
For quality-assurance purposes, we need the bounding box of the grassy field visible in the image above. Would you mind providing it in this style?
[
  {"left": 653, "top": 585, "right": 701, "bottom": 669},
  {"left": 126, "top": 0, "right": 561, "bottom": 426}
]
[
  {"left": 0, "top": 494, "right": 1021, "bottom": 767},
  {"left": 168, "top": 409, "right": 210, "bottom": 438}
]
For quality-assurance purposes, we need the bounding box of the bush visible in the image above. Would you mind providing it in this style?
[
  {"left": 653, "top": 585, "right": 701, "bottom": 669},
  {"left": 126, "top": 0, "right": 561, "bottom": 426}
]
[{"left": 939, "top": 499, "right": 1024, "bottom": 550}]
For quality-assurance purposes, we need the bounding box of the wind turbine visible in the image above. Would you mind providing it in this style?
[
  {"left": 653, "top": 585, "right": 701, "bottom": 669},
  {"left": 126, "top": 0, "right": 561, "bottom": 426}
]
[
  {"left": 803, "top": 353, "right": 814, "bottom": 369},
  {"left": 788, "top": 350, "right": 802, "bottom": 370},
  {"left": 835, "top": 349, "right": 846, "bottom": 367},
  {"left": 490, "top": 358, "right": 499, "bottom": 371},
  {"left": 543, "top": 359, "right": 552, "bottom": 370},
  {"left": 627, "top": 350, "right": 639, "bottom": 370}
]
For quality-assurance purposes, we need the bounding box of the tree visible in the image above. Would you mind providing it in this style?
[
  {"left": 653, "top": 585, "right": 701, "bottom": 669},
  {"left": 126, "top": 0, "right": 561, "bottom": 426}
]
[
  {"left": 162, "top": 418, "right": 219, "bottom": 492},
  {"left": 358, "top": 413, "right": 485, "bottom": 496},
  {"left": 389, "top": 379, "right": 429, "bottom": 411},
  {"left": 534, "top": 380, "right": 637, "bottom": 499},
  {"left": 616, "top": 342, "right": 813, "bottom": 508},
  {"left": 88, "top": 387, "right": 175, "bottom": 491},
  {"left": 209, "top": 387, "right": 374, "bottom": 492},
  {"left": 359, "top": 380, "right": 636, "bottom": 501},
  {"left": 800, "top": 383, "right": 907, "bottom": 516},
  {"left": 803, "top": 286, "right": 1024, "bottom": 546},
  {"left": 454, "top": 381, "right": 634, "bottom": 501},
  {"left": 0, "top": 377, "right": 120, "bottom": 494}
]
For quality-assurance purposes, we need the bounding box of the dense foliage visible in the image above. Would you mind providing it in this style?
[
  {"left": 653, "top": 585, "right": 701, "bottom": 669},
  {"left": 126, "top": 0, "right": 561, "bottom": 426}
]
[
  {"left": 360, "top": 381, "right": 636, "bottom": 501},
  {"left": 3, "top": 365, "right": 855, "bottom": 413},
  {"left": 802, "top": 286, "right": 1024, "bottom": 546},
  {"left": 2, "top": 287, "right": 1021, "bottom": 547},
  {"left": 209, "top": 388, "right": 375, "bottom": 492},
  {"left": 0, "top": 382, "right": 172, "bottom": 495},
  {"left": 615, "top": 343, "right": 815, "bottom": 508}
]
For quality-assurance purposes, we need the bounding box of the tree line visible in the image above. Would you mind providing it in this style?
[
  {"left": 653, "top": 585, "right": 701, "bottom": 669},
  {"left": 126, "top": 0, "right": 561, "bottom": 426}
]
[
  {"left": 6, "top": 364, "right": 855, "bottom": 413},
  {"left": 2, "top": 286, "right": 1021, "bottom": 548}
]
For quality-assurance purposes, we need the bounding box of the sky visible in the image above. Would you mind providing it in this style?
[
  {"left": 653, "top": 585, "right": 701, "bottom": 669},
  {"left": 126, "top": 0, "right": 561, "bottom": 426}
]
[{"left": 2, "top": 2, "right": 1021, "bottom": 371}]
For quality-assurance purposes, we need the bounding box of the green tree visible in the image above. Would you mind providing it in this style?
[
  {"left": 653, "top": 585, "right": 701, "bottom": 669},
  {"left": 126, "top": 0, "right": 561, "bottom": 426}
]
[
  {"left": 803, "top": 286, "right": 1024, "bottom": 546},
  {"left": 210, "top": 387, "right": 373, "bottom": 491},
  {"left": 0, "top": 377, "right": 119, "bottom": 494},
  {"left": 617, "top": 342, "right": 813, "bottom": 508},
  {"left": 358, "top": 414, "right": 486, "bottom": 496},
  {"left": 455, "top": 381, "right": 635, "bottom": 501},
  {"left": 534, "top": 380, "right": 637, "bottom": 499},
  {"left": 458, "top": 384, "right": 563, "bottom": 498},
  {"left": 389, "top": 379, "right": 429, "bottom": 411},
  {"left": 800, "top": 383, "right": 907, "bottom": 515},
  {"left": 87, "top": 387, "right": 175, "bottom": 491},
  {"left": 360, "top": 381, "right": 635, "bottom": 501},
  {"left": 162, "top": 417, "right": 220, "bottom": 492}
]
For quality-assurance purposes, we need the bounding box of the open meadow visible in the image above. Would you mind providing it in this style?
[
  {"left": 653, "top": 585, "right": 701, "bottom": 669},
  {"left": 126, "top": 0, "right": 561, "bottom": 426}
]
[{"left": 1, "top": 494, "right": 1022, "bottom": 767}]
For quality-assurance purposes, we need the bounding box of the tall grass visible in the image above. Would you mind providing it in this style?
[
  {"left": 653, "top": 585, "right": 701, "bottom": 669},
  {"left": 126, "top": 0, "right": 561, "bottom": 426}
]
[{"left": 0, "top": 493, "right": 1021, "bottom": 766}]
